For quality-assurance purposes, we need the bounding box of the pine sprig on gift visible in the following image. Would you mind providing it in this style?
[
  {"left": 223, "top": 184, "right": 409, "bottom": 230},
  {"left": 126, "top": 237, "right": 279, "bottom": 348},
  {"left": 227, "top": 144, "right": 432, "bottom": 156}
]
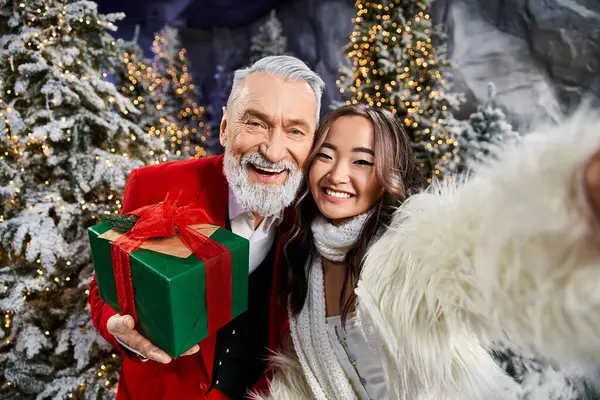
[{"left": 100, "top": 214, "right": 140, "bottom": 232}]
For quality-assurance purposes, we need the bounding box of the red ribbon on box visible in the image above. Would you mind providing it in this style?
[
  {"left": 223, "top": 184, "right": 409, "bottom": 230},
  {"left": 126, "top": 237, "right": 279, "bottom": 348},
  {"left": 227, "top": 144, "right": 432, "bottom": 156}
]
[{"left": 109, "top": 190, "right": 232, "bottom": 336}]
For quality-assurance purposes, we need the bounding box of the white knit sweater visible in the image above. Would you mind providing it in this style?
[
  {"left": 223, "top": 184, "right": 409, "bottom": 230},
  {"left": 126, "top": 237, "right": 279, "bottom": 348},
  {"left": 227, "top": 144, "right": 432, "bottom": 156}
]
[{"left": 252, "top": 109, "right": 600, "bottom": 400}]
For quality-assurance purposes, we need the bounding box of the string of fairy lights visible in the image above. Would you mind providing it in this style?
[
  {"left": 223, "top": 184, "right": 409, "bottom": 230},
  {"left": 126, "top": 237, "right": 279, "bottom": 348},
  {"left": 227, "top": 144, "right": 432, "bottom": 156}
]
[
  {"left": 0, "top": 1, "right": 158, "bottom": 395},
  {"left": 337, "top": 0, "right": 458, "bottom": 181},
  {"left": 120, "top": 32, "right": 210, "bottom": 159}
]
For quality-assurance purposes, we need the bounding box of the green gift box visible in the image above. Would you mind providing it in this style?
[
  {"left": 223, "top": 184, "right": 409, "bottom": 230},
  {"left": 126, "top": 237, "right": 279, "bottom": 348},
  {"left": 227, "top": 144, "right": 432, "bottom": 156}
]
[{"left": 88, "top": 222, "right": 249, "bottom": 358}]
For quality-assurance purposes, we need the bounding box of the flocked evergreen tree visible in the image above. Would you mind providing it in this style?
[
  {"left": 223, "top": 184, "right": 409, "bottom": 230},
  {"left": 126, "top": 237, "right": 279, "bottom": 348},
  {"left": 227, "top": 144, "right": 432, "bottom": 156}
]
[
  {"left": 338, "top": 0, "right": 463, "bottom": 182},
  {"left": 117, "top": 34, "right": 167, "bottom": 136},
  {"left": 0, "top": 0, "right": 166, "bottom": 398},
  {"left": 116, "top": 29, "right": 195, "bottom": 158},
  {"left": 455, "top": 82, "right": 519, "bottom": 173},
  {"left": 148, "top": 26, "right": 210, "bottom": 158},
  {"left": 249, "top": 10, "right": 288, "bottom": 63},
  {"left": 491, "top": 341, "right": 593, "bottom": 400}
]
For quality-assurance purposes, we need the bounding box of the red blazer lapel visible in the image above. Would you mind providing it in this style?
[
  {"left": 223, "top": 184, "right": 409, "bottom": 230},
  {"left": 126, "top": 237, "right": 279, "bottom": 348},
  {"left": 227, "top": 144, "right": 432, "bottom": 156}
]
[{"left": 191, "top": 154, "right": 228, "bottom": 228}]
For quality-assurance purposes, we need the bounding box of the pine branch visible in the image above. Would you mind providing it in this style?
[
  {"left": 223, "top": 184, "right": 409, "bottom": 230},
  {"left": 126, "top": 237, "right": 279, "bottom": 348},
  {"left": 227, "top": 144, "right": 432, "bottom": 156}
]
[{"left": 99, "top": 214, "right": 139, "bottom": 232}]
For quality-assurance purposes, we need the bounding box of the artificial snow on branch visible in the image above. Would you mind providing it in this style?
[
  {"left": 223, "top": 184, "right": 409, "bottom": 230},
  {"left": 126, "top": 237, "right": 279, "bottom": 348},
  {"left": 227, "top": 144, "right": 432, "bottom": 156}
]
[
  {"left": 0, "top": 0, "right": 167, "bottom": 397},
  {"left": 250, "top": 10, "right": 289, "bottom": 63}
]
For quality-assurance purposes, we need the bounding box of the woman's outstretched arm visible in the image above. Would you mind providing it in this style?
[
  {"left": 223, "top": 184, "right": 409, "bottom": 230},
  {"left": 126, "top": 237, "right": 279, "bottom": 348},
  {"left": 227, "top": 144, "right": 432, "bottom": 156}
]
[{"left": 356, "top": 110, "right": 600, "bottom": 398}]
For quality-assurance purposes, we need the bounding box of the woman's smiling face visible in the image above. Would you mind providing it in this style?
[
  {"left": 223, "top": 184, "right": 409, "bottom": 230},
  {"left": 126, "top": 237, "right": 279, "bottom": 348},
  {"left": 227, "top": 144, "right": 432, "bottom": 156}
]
[{"left": 308, "top": 115, "right": 384, "bottom": 223}]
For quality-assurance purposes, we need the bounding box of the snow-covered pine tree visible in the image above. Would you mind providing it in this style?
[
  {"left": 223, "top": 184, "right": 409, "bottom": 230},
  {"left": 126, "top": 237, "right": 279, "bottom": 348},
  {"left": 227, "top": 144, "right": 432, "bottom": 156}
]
[
  {"left": 150, "top": 26, "right": 210, "bottom": 159},
  {"left": 491, "top": 341, "right": 594, "bottom": 400},
  {"left": 118, "top": 38, "right": 160, "bottom": 133},
  {"left": 249, "top": 10, "right": 288, "bottom": 63},
  {"left": 117, "top": 31, "right": 189, "bottom": 158},
  {"left": 338, "top": 0, "right": 464, "bottom": 182},
  {"left": 455, "top": 82, "right": 519, "bottom": 173},
  {"left": 0, "top": 1, "right": 166, "bottom": 398}
]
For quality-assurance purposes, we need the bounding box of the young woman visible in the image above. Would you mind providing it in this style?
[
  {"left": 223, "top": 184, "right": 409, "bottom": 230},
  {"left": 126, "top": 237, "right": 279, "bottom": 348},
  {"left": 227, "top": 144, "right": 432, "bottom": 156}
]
[
  {"left": 281, "top": 103, "right": 424, "bottom": 400},
  {"left": 253, "top": 104, "right": 600, "bottom": 400}
]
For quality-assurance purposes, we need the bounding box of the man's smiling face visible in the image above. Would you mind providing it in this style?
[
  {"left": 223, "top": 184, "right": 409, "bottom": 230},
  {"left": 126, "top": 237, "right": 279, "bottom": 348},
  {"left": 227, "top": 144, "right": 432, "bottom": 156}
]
[{"left": 220, "top": 72, "right": 318, "bottom": 217}]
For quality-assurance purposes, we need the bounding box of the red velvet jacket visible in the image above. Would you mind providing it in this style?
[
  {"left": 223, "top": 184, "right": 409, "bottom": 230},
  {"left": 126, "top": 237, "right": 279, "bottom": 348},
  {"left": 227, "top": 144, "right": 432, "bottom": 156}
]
[{"left": 88, "top": 155, "right": 290, "bottom": 399}]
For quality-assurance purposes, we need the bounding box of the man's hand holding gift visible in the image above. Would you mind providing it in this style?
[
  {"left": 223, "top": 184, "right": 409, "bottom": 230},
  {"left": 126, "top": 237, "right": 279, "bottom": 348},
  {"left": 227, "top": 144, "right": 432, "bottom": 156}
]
[{"left": 107, "top": 314, "right": 200, "bottom": 364}]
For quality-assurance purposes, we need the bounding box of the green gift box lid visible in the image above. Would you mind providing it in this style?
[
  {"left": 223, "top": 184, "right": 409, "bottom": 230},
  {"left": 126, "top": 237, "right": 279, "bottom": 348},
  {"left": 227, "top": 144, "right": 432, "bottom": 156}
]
[{"left": 88, "top": 222, "right": 249, "bottom": 358}]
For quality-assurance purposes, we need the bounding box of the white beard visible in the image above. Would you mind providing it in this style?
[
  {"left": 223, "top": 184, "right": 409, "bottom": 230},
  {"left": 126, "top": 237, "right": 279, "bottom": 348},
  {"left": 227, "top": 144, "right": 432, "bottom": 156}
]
[{"left": 223, "top": 147, "right": 303, "bottom": 217}]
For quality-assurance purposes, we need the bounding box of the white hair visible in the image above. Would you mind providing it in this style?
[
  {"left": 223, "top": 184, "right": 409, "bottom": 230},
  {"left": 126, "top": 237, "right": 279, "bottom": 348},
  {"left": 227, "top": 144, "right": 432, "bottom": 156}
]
[{"left": 226, "top": 55, "right": 325, "bottom": 124}]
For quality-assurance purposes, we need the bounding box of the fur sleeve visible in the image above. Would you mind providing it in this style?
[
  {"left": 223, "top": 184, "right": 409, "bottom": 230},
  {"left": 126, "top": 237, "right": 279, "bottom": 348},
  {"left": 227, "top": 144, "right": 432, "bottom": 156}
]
[{"left": 357, "top": 110, "right": 600, "bottom": 376}]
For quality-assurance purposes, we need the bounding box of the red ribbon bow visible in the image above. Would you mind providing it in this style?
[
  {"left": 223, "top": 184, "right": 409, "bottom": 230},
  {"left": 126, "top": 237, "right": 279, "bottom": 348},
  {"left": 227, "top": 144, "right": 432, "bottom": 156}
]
[{"left": 110, "top": 190, "right": 232, "bottom": 336}]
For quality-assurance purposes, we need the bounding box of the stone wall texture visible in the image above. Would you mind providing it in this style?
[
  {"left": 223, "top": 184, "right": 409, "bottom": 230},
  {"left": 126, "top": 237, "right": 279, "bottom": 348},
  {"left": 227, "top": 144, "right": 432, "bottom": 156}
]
[{"left": 436, "top": 0, "right": 600, "bottom": 128}]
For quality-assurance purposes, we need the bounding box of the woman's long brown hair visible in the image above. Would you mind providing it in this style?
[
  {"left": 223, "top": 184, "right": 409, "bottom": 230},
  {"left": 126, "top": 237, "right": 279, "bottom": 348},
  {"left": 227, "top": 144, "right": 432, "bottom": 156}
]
[{"left": 282, "top": 103, "right": 425, "bottom": 324}]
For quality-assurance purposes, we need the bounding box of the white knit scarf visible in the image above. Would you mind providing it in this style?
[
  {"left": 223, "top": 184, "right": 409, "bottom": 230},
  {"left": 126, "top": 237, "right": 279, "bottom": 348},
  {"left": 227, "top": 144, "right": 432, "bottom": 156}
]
[{"left": 288, "top": 212, "right": 372, "bottom": 400}]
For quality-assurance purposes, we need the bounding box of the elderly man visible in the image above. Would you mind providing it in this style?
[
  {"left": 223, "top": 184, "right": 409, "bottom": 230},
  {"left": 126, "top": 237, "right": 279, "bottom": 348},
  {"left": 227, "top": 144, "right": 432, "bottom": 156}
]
[{"left": 88, "top": 55, "right": 325, "bottom": 400}]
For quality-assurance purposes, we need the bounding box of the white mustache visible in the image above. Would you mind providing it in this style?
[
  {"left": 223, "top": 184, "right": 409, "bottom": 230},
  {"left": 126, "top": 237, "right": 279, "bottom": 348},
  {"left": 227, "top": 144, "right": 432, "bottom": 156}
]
[
  {"left": 223, "top": 148, "right": 303, "bottom": 217},
  {"left": 240, "top": 152, "right": 297, "bottom": 173}
]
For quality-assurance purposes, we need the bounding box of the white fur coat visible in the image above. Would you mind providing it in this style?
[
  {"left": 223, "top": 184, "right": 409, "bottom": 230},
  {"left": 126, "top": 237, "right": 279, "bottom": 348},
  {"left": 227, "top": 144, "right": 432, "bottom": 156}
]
[{"left": 252, "top": 110, "right": 600, "bottom": 400}]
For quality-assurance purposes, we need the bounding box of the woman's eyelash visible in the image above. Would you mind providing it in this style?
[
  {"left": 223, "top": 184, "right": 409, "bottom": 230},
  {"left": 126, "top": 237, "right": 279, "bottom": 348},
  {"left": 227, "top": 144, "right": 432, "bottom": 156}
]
[{"left": 355, "top": 160, "right": 374, "bottom": 166}]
